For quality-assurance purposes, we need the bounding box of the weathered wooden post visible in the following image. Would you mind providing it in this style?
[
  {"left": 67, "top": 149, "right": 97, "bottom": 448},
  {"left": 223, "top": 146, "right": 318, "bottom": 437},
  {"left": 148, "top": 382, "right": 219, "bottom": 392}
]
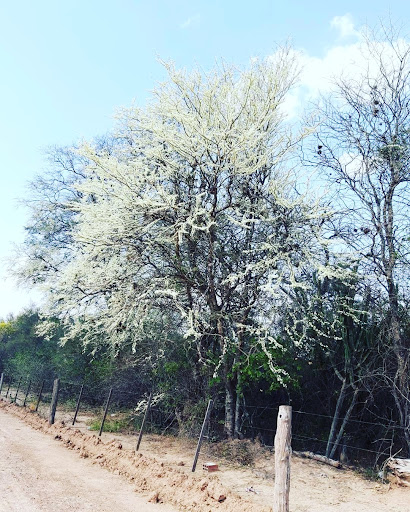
[
  {"left": 49, "top": 378, "right": 60, "bottom": 425},
  {"left": 136, "top": 391, "right": 153, "bottom": 451},
  {"left": 13, "top": 377, "right": 22, "bottom": 403},
  {"left": 98, "top": 387, "right": 113, "bottom": 437},
  {"left": 192, "top": 399, "right": 213, "bottom": 472},
  {"left": 23, "top": 380, "right": 32, "bottom": 407},
  {"left": 35, "top": 380, "right": 45, "bottom": 412},
  {"left": 72, "top": 383, "right": 84, "bottom": 426},
  {"left": 273, "top": 405, "right": 292, "bottom": 512},
  {"left": 0, "top": 373, "right": 4, "bottom": 395}
]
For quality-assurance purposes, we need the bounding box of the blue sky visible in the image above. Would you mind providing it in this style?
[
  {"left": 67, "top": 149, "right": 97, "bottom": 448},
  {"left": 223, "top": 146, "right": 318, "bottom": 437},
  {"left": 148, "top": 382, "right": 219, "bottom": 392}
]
[{"left": 0, "top": 1, "right": 409, "bottom": 319}]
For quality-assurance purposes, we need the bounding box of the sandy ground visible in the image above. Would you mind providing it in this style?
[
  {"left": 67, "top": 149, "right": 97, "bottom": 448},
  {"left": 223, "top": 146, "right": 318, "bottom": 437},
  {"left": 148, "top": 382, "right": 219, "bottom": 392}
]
[
  {"left": 0, "top": 406, "right": 177, "bottom": 512},
  {"left": 0, "top": 399, "right": 409, "bottom": 512}
]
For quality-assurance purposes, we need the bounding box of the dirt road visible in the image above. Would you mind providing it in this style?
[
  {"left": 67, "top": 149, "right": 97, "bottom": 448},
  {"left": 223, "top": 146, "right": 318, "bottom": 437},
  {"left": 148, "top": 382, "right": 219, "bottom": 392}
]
[
  {"left": 0, "top": 408, "right": 175, "bottom": 512},
  {"left": 1, "top": 401, "right": 408, "bottom": 512}
]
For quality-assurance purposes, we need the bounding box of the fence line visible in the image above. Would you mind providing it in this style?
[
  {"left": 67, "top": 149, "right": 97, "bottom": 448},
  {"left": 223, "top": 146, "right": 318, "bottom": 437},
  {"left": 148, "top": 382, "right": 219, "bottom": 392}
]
[
  {"left": 4, "top": 370, "right": 410, "bottom": 512},
  {"left": 243, "top": 405, "right": 407, "bottom": 431},
  {"left": 0, "top": 372, "right": 407, "bottom": 465},
  {"left": 292, "top": 434, "right": 384, "bottom": 456}
]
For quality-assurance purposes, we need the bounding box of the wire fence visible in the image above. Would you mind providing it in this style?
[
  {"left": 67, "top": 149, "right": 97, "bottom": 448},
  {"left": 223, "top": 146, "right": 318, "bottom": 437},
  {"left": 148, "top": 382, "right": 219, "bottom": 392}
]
[{"left": 0, "top": 371, "right": 408, "bottom": 471}]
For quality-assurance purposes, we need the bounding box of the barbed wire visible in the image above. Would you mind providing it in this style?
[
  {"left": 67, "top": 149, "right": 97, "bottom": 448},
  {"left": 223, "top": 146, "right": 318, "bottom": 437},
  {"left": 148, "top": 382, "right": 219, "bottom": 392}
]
[
  {"left": 293, "top": 409, "right": 407, "bottom": 430},
  {"left": 240, "top": 404, "right": 408, "bottom": 431},
  {"left": 292, "top": 434, "right": 389, "bottom": 456},
  {"left": 1, "top": 371, "right": 408, "bottom": 462}
]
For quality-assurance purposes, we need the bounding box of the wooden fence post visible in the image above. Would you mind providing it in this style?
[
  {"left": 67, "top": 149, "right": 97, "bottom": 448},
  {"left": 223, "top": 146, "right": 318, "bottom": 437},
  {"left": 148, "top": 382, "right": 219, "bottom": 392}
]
[
  {"left": 136, "top": 391, "right": 153, "bottom": 451},
  {"left": 23, "top": 380, "right": 32, "bottom": 407},
  {"left": 49, "top": 378, "right": 60, "bottom": 425},
  {"left": 192, "top": 399, "right": 213, "bottom": 472},
  {"left": 273, "top": 405, "right": 292, "bottom": 512},
  {"left": 0, "top": 373, "right": 3, "bottom": 395},
  {"left": 35, "top": 380, "right": 45, "bottom": 412},
  {"left": 98, "top": 387, "right": 113, "bottom": 437},
  {"left": 72, "top": 383, "right": 84, "bottom": 426}
]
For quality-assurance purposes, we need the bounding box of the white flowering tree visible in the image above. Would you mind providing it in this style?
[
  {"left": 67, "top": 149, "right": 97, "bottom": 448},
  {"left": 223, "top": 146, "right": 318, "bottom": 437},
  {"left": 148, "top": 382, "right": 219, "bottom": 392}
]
[
  {"left": 15, "top": 137, "right": 118, "bottom": 287},
  {"left": 21, "top": 52, "right": 337, "bottom": 436}
]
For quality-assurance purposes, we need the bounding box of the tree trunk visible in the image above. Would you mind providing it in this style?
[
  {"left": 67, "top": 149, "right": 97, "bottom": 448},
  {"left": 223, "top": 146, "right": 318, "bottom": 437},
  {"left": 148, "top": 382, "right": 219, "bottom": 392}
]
[
  {"left": 326, "top": 378, "right": 346, "bottom": 458},
  {"left": 225, "top": 376, "right": 236, "bottom": 438},
  {"left": 329, "top": 387, "right": 359, "bottom": 460},
  {"left": 404, "top": 424, "right": 410, "bottom": 456},
  {"left": 234, "top": 388, "right": 241, "bottom": 438},
  {"left": 387, "top": 279, "right": 410, "bottom": 456}
]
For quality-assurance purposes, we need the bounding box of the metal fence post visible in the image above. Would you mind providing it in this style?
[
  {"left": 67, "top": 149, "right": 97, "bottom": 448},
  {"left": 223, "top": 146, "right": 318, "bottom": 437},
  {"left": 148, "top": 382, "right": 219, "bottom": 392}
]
[
  {"left": 98, "top": 387, "right": 113, "bottom": 437},
  {"left": 35, "top": 380, "right": 45, "bottom": 412},
  {"left": 23, "top": 380, "right": 32, "bottom": 407},
  {"left": 136, "top": 391, "right": 153, "bottom": 451},
  {"left": 5, "top": 377, "right": 12, "bottom": 398},
  {"left": 13, "top": 377, "right": 22, "bottom": 403},
  {"left": 72, "top": 383, "right": 84, "bottom": 426},
  {"left": 192, "top": 399, "right": 213, "bottom": 472},
  {"left": 49, "top": 378, "right": 60, "bottom": 425}
]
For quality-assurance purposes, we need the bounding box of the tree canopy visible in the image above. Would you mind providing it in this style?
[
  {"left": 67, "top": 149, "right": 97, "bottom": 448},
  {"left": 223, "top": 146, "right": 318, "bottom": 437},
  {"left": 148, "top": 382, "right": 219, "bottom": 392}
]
[
  {"left": 12, "top": 33, "right": 410, "bottom": 452},
  {"left": 16, "top": 51, "right": 342, "bottom": 436}
]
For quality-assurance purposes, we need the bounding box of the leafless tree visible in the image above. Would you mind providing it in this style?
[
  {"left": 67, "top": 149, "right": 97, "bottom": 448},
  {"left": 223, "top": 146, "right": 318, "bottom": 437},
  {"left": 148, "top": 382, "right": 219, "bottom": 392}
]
[{"left": 312, "top": 27, "right": 410, "bottom": 454}]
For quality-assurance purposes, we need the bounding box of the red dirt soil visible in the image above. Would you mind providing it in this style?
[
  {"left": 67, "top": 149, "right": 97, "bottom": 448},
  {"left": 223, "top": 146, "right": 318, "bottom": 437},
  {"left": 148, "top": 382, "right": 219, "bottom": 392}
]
[{"left": 0, "top": 400, "right": 408, "bottom": 512}]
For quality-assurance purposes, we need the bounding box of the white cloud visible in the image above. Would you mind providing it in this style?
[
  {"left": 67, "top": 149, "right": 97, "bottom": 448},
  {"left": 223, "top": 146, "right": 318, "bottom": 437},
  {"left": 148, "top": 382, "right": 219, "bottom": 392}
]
[
  {"left": 297, "top": 41, "right": 365, "bottom": 95},
  {"left": 330, "top": 13, "right": 358, "bottom": 39},
  {"left": 275, "top": 42, "right": 367, "bottom": 119},
  {"left": 180, "top": 14, "right": 200, "bottom": 29},
  {"left": 277, "top": 29, "right": 410, "bottom": 119}
]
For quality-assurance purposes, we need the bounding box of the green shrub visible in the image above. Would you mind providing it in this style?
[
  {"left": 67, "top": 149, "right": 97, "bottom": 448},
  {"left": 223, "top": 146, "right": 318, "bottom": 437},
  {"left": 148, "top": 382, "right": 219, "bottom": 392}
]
[{"left": 88, "top": 417, "right": 130, "bottom": 433}]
